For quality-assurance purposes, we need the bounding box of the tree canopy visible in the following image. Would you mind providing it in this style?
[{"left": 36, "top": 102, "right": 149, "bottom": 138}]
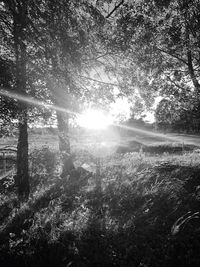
[{"left": 107, "top": 0, "right": 200, "bottom": 129}]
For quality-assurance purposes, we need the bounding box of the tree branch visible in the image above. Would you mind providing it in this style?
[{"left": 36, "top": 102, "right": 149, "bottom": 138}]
[
  {"left": 156, "top": 46, "right": 188, "bottom": 65},
  {"left": 78, "top": 75, "right": 118, "bottom": 86},
  {"left": 166, "top": 76, "right": 186, "bottom": 91},
  {"left": 184, "top": 20, "right": 200, "bottom": 91},
  {"left": 106, "top": 0, "right": 124, "bottom": 18}
]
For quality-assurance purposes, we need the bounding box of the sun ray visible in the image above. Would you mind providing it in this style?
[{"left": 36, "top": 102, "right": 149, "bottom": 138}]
[
  {"left": 0, "top": 88, "right": 77, "bottom": 116},
  {"left": 1, "top": 88, "right": 198, "bottom": 146}
]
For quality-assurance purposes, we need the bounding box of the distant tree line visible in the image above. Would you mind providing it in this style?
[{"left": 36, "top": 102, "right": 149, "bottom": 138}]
[{"left": 155, "top": 98, "right": 200, "bottom": 133}]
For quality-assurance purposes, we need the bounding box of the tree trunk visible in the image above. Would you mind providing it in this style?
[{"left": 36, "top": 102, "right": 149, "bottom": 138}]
[
  {"left": 12, "top": 2, "right": 30, "bottom": 200},
  {"left": 184, "top": 11, "right": 200, "bottom": 92},
  {"left": 48, "top": 75, "right": 75, "bottom": 178},
  {"left": 56, "top": 111, "right": 74, "bottom": 177},
  {"left": 17, "top": 108, "right": 29, "bottom": 200}
]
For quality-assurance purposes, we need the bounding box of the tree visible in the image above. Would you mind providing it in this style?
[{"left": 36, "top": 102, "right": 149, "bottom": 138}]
[
  {"left": 1, "top": 0, "right": 141, "bottom": 190},
  {"left": 1, "top": 0, "right": 120, "bottom": 187},
  {"left": 155, "top": 98, "right": 180, "bottom": 132},
  {"left": 155, "top": 97, "right": 200, "bottom": 133},
  {"left": 0, "top": 0, "right": 32, "bottom": 199},
  {"left": 105, "top": 0, "right": 200, "bottom": 121},
  {"left": 0, "top": 56, "right": 18, "bottom": 136},
  {"left": 27, "top": 0, "right": 119, "bottom": 177}
]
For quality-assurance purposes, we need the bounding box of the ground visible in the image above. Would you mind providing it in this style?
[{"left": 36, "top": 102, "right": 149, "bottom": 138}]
[{"left": 0, "top": 128, "right": 200, "bottom": 267}]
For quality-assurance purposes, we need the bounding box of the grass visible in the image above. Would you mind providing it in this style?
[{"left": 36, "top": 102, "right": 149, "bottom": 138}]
[
  {"left": 0, "top": 132, "right": 200, "bottom": 266},
  {"left": 0, "top": 134, "right": 59, "bottom": 151}
]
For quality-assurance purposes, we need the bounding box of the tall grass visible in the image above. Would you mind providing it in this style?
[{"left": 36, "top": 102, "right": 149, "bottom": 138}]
[{"left": 0, "top": 145, "right": 200, "bottom": 266}]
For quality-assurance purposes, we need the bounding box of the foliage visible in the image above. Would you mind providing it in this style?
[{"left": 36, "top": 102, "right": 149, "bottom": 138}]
[
  {"left": 107, "top": 0, "right": 200, "bottom": 128},
  {"left": 156, "top": 98, "right": 200, "bottom": 133},
  {"left": 0, "top": 0, "right": 124, "bottom": 197},
  {"left": 0, "top": 56, "right": 18, "bottom": 136}
]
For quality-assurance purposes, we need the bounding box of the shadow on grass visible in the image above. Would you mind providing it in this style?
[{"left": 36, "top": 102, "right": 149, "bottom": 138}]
[
  {"left": 116, "top": 141, "right": 197, "bottom": 155},
  {"left": 0, "top": 152, "right": 200, "bottom": 267}
]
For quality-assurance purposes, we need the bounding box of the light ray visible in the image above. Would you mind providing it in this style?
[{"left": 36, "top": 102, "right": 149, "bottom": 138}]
[
  {"left": 113, "top": 123, "right": 176, "bottom": 142},
  {"left": 113, "top": 123, "right": 200, "bottom": 147},
  {"left": 0, "top": 88, "right": 199, "bottom": 147},
  {"left": 0, "top": 88, "right": 77, "bottom": 116}
]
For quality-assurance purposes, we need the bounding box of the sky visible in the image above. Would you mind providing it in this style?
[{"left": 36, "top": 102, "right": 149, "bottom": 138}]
[
  {"left": 110, "top": 96, "right": 160, "bottom": 123},
  {"left": 110, "top": 97, "right": 131, "bottom": 121}
]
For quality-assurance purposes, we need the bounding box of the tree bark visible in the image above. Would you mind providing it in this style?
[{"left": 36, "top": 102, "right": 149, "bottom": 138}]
[
  {"left": 56, "top": 110, "right": 74, "bottom": 178},
  {"left": 47, "top": 74, "right": 75, "bottom": 178},
  {"left": 187, "top": 49, "right": 200, "bottom": 91},
  {"left": 12, "top": 1, "right": 30, "bottom": 200},
  {"left": 17, "top": 108, "right": 29, "bottom": 199},
  {"left": 184, "top": 8, "right": 200, "bottom": 92}
]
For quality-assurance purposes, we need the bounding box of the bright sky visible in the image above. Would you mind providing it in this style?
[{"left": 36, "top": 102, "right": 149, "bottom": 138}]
[
  {"left": 77, "top": 96, "right": 158, "bottom": 130},
  {"left": 144, "top": 96, "right": 163, "bottom": 123},
  {"left": 110, "top": 96, "right": 158, "bottom": 123},
  {"left": 87, "top": 65, "right": 159, "bottom": 125},
  {"left": 77, "top": 98, "right": 130, "bottom": 130},
  {"left": 110, "top": 97, "right": 131, "bottom": 121}
]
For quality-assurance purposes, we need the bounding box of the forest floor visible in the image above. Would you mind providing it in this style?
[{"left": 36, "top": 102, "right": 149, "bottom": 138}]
[{"left": 0, "top": 130, "right": 200, "bottom": 267}]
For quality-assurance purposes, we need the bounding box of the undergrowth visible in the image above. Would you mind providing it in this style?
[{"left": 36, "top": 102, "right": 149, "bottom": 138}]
[{"left": 0, "top": 148, "right": 200, "bottom": 267}]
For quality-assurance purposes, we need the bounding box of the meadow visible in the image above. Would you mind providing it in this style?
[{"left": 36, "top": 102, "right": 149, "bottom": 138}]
[{"left": 0, "top": 129, "right": 200, "bottom": 267}]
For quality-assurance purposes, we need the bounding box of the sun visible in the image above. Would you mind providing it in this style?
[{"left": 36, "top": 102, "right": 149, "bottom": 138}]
[{"left": 77, "top": 109, "right": 113, "bottom": 130}]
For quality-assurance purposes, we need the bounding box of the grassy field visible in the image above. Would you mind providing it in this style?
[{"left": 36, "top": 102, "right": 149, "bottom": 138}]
[
  {"left": 0, "top": 131, "right": 200, "bottom": 266},
  {"left": 0, "top": 126, "right": 199, "bottom": 153},
  {"left": 0, "top": 133, "right": 59, "bottom": 151}
]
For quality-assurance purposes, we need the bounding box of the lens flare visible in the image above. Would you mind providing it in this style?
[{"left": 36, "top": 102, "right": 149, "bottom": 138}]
[
  {"left": 1, "top": 88, "right": 199, "bottom": 147},
  {"left": 77, "top": 109, "right": 113, "bottom": 130}
]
